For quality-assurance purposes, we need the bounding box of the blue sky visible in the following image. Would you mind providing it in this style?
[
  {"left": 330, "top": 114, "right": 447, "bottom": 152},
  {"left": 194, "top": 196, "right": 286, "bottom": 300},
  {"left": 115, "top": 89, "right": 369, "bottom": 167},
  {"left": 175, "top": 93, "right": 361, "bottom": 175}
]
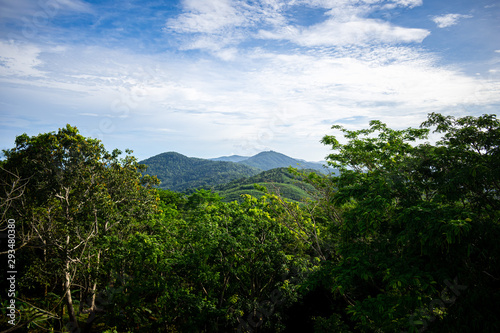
[{"left": 1, "top": 0, "right": 499, "bottom": 162}]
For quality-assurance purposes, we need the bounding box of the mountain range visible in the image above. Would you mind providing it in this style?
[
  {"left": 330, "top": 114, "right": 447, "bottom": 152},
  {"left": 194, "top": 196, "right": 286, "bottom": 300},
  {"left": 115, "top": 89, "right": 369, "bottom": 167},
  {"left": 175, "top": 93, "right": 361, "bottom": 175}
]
[
  {"left": 210, "top": 151, "right": 328, "bottom": 172},
  {"left": 140, "top": 151, "right": 332, "bottom": 196}
]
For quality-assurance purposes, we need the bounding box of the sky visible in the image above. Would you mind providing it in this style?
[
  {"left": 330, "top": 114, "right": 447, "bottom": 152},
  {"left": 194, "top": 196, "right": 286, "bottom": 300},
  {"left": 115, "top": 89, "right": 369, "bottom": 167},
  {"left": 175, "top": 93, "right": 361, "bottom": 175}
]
[{"left": 1, "top": 0, "right": 499, "bottom": 162}]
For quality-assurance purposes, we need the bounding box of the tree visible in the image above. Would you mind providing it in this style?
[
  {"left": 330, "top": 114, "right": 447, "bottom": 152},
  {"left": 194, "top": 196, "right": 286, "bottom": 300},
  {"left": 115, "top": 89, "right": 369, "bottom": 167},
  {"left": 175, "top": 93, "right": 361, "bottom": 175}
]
[
  {"left": 0, "top": 125, "right": 158, "bottom": 331},
  {"left": 307, "top": 113, "right": 500, "bottom": 332}
]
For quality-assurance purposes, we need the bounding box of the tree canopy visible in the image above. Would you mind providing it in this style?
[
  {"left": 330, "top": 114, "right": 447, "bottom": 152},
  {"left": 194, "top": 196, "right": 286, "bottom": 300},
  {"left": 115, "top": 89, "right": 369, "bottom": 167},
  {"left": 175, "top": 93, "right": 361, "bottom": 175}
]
[
  {"left": 1, "top": 114, "right": 499, "bottom": 332},
  {"left": 310, "top": 113, "right": 500, "bottom": 332},
  {"left": 1, "top": 125, "right": 159, "bottom": 331}
]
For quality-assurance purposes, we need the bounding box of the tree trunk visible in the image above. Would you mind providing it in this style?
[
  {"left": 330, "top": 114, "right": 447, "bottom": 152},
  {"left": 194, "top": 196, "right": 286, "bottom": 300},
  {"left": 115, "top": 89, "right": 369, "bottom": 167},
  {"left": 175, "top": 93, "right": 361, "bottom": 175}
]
[
  {"left": 64, "top": 259, "right": 79, "bottom": 330},
  {"left": 44, "top": 241, "right": 48, "bottom": 297},
  {"left": 89, "top": 250, "right": 101, "bottom": 311}
]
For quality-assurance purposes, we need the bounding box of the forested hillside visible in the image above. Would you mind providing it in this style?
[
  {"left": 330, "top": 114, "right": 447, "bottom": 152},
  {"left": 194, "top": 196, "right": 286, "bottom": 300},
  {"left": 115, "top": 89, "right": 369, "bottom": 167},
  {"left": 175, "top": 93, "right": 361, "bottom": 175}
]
[
  {"left": 214, "top": 167, "right": 319, "bottom": 203},
  {"left": 140, "top": 152, "right": 261, "bottom": 191},
  {"left": 1, "top": 113, "right": 499, "bottom": 333},
  {"left": 236, "top": 151, "right": 329, "bottom": 173},
  {"left": 140, "top": 151, "right": 332, "bottom": 199}
]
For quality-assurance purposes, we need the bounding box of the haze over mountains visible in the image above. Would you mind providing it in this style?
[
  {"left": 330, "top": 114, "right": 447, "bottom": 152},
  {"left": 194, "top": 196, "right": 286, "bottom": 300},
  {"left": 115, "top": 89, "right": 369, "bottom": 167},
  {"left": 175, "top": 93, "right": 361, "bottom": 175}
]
[{"left": 140, "top": 150, "right": 332, "bottom": 194}]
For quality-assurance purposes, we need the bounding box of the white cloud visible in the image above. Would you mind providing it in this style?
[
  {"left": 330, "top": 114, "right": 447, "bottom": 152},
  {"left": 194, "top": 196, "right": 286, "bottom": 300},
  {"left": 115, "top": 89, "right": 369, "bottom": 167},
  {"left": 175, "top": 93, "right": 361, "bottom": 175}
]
[
  {"left": 297, "top": 0, "right": 422, "bottom": 9},
  {"left": 0, "top": 0, "right": 93, "bottom": 21},
  {"left": 53, "top": 0, "right": 93, "bottom": 14},
  {"left": 393, "top": 0, "right": 422, "bottom": 8},
  {"left": 258, "top": 17, "right": 429, "bottom": 46},
  {"left": 246, "top": 48, "right": 485, "bottom": 115},
  {"left": 0, "top": 40, "right": 45, "bottom": 77},
  {"left": 3, "top": 42, "right": 499, "bottom": 120},
  {"left": 167, "top": 0, "right": 429, "bottom": 52},
  {"left": 166, "top": 0, "right": 247, "bottom": 34},
  {"left": 432, "top": 13, "right": 472, "bottom": 28},
  {"left": 5, "top": 42, "right": 496, "bottom": 141},
  {"left": 165, "top": 0, "right": 290, "bottom": 57},
  {"left": 271, "top": 1, "right": 429, "bottom": 46}
]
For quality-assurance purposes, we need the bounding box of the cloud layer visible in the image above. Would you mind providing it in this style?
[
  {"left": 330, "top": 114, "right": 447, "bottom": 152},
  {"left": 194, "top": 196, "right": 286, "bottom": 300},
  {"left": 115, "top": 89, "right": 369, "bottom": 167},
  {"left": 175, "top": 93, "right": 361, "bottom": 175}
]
[
  {"left": 165, "top": 0, "right": 432, "bottom": 57},
  {"left": 1, "top": 0, "right": 499, "bottom": 161}
]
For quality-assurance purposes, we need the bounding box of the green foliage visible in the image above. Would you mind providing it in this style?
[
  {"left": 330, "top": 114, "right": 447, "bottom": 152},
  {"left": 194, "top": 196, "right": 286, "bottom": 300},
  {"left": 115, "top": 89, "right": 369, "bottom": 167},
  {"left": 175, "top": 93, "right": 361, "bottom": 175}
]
[
  {"left": 313, "top": 313, "right": 352, "bottom": 333},
  {"left": 2, "top": 114, "right": 499, "bottom": 332},
  {"left": 311, "top": 113, "right": 500, "bottom": 332},
  {"left": 0, "top": 125, "right": 159, "bottom": 332},
  {"left": 98, "top": 189, "right": 319, "bottom": 332}
]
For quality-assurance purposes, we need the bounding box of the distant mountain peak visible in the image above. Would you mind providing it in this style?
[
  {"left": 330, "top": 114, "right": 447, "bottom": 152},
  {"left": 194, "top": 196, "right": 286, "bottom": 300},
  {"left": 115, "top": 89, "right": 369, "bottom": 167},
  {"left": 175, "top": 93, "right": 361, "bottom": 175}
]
[
  {"left": 232, "top": 151, "right": 328, "bottom": 173},
  {"left": 210, "top": 155, "right": 250, "bottom": 163}
]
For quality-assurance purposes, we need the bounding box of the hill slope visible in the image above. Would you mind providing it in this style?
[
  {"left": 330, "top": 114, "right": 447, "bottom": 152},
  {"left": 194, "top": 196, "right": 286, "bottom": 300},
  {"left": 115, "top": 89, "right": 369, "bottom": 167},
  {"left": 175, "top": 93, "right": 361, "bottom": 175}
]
[
  {"left": 214, "top": 167, "right": 319, "bottom": 203},
  {"left": 236, "top": 151, "right": 329, "bottom": 173},
  {"left": 140, "top": 152, "right": 261, "bottom": 192}
]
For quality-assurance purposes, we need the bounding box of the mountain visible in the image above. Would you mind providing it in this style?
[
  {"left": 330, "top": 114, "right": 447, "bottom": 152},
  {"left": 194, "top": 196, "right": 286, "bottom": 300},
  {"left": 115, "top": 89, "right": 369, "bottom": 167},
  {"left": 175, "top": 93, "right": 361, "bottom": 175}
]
[
  {"left": 214, "top": 167, "right": 320, "bottom": 203},
  {"left": 210, "top": 155, "right": 250, "bottom": 163},
  {"left": 236, "top": 151, "right": 329, "bottom": 173},
  {"left": 140, "top": 152, "right": 261, "bottom": 192},
  {"left": 140, "top": 150, "right": 335, "bottom": 193}
]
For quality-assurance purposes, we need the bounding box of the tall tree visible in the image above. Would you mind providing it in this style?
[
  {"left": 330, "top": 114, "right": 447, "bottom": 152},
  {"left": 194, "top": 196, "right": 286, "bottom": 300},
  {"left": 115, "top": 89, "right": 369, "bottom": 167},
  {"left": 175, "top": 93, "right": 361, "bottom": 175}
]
[
  {"left": 1, "top": 125, "right": 158, "bottom": 331},
  {"left": 308, "top": 113, "right": 500, "bottom": 332}
]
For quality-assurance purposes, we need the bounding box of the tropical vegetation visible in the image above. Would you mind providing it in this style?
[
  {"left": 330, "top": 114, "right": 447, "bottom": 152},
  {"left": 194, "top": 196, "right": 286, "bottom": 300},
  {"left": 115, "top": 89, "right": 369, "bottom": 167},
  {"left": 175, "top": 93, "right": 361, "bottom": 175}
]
[{"left": 1, "top": 113, "right": 499, "bottom": 332}]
